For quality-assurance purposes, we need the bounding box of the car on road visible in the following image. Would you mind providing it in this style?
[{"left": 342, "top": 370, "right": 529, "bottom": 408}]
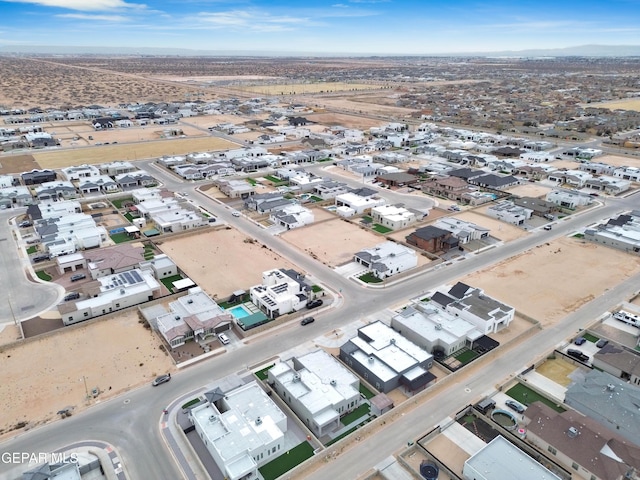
[
  {"left": 301, "top": 317, "right": 315, "bottom": 326},
  {"left": 152, "top": 373, "right": 171, "bottom": 386},
  {"left": 70, "top": 273, "right": 86, "bottom": 282},
  {"left": 306, "top": 299, "right": 323, "bottom": 309},
  {"left": 567, "top": 349, "right": 590, "bottom": 362},
  {"left": 231, "top": 211, "right": 241, "bottom": 217},
  {"left": 505, "top": 399, "right": 525, "bottom": 413},
  {"left": 63, "top": 292, "right": 80, "bottom": 301},
  {"left": 543, "top": 225, "right": 552, "bottom": 231},
  {"left": 596, "top": 339, "right": 609, "bottom": 348},
  {"left": 574, "top": 336, "right": 586, "bottom": 345},
  {"left": 218, "top": 333, "right": 230, "bottom": 345}
]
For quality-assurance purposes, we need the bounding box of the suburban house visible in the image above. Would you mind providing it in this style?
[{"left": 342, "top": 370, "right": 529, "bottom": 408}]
[
  {"left": 546, "top": 190, "right": 593, "bottom": 209},
  {"left": 614, "top": 166, "right": 640, "bottom": 182},
  {"left": 370, "top": 204, "right": 419, "bottom": 230},
  {"left": 86, "top": 243, "right": 145, "bottom": 279},
  {"left": 584, "top": 212, "right": 640, "bottom": 255},
  {"left": 312, "top": 180, "right": 351, "bottom": 200},
  {"left": 468, "top": 173, "right": 519, "bottom": 190},
  {"left": 464, "top": 435, "right": 561, "bottom": 480},
  {"left": 61, "top": 164, "right": 101, "bottom": 181},
  {"left": 31, "top": 200, "right": 82, "bottom": 219},
  {"left": 267, "top": 350, "right": 361, "bottom": 438},
  {"left": 486, "top": 200, "right": 533, "bottom": 225},
  {"left": 154, "top": 287, "right": 233, "bottom": 349},
  {"left": 391, "top": 301, "right": 484, "bottom": 357},
  {"left": 34, "top": 181, "right": 78, "bottom": 201},
  {"left": 114, "top": 171, "right": 156, "bottom": 189},
  {"left": 375, "top": 172, "right": 420, "bottom": 188},
  {"left": 134, "top": 198, "right": 207, "bottom": 233},
  {"left": 524, "top": 401, "right": 640, "bottom": 480},
  {"left": 339, "top": 320, "right": 435, "bottom": 394},
  {"left": 0, "top": 186, "right": 34, "bottom": 207},
  {"left": 421, "top": 177, "right": 494, "bottom": 206},
  {"left": 78, "top": 175, "right": 119, "bottom": 195},
  {"left": 100, "top": 161, "right": 136, "bottom": 176},
  {"left": 244, "top": 192, "right": 291, "bottom": 213},
  {"left": 593, "top": 343, "right": 640, "bottom": 386},
  {"left": 564, "top": 370, "right": 640, "bottom": 447},
  {"left": 215, "top": 179, "right": 255, "bottom": 199},
  {"left": 269, "top": 204, "right": 314, "bottom": 230},
  {"left": 430, "top": 282, "right": 515, "bottom": 334},
  {"left": 433, "top": 217, "right": 490, "bottom": 244},
  {"left": 59, "top": 269, "right": 161, "bottom": 325},
  {"left": 21, "top": 169, "right": 56, "bottom": 185},
  {"left": 513, "top": 197, "right": 557, "bottom": 217},
  {"left": 335, "top": 192, "right": 386, "bottom": 217},
  {"left": 35, "top": 212, "right": 108, "bottom": 256},
  {"left": 189, "top": 381, "right": 287, "bottom": 480},
  {"left": 406, "top": 225, "right": 459, "bottom": 253},
  {"left": 249, "top": 269, "right": 310, "bottom": 319},
  {"left": 547, "top": 169, "right": 593, "bottom": 187},
  {"left": 584, "top": 175, "right": 631, "bottom": 195},
  {"left": 353, "top": 241, "right": 418, "bottom": 279}
]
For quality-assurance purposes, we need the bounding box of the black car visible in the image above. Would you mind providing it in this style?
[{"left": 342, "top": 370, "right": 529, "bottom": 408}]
[
  {"left": 596, "top": 339, "right": 609, "bottom": 348},
  {"left": 505, "top": 399, "right": 525, "bottom": 413},
  {"left": 300, "top": 317, "right": 315, "bottom": 326},
  {"left": 307, "top": 299, "right": 323, "bottom": 309},
  {"left": 63, "top": 292, "right": 80, "bottom": 301},
  {"left": 567, "top": 349, "right": 589, "bottom": 362},
  {"left": 18, "top": 221, "right": 32, "bottom": 228},
  {"left": 32, "top": 254, "right": 50, "bottom": 263},
  {"left": 574, "top": 336, "right": 586, "bottom": 345},
  {"left": 70, "top": 273, "right": 86, "bottom": 282},
  {"left": 152, "top": 373, "right": 171, "bottom": 386}
]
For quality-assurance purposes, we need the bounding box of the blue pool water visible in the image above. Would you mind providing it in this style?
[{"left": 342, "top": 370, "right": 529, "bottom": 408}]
[{"left": 230, "top": 305, "right": 251, "bottom": 319}]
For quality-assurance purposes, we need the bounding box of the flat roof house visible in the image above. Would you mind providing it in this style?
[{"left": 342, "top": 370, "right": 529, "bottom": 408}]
[
  {"left": 370, "top": 204, "right": 419, "bottom": 230},
  {"left": 354, "top": 241, "right": 418, "bottom": 279},
  {"left": 189, "top": 381, "right": 287, "bottom": 480},
  {"left": 269, "top": 204, "right": 314, "bottom": 230},
  {"left": 463, "top": 435, "right": 561, "bottom": 480},
  {"left": 268, "top": 350, "right": 361, "bottom": 438},
  {"left": 433, "top": 217, "right": 490, "bottom": 244},
  {"left": 339, "top": 320, "right": 435, "bottom": 394},
  {"left": 486, "top": 200, "right": 532, "bottom": 225},
  {"left": 584, "top": 212, "right": 640, "bottom": 255},
  {"left": 249, "top": 269, "right": 309, "bottom": 319}
]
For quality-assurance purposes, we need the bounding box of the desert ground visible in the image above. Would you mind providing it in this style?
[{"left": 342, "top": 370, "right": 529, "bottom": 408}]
[
  {"left": 461, "top": 236, "right": 640, "bottom": 326},
  {"left": 31, "top": 136, "right": 240, "bottom": 169},
  {"left": 588, "top": 98, "right": 640, "bottom": 112},
  {"left": 507, "top": 183, "right": 554, "bottom": 198},
  {"left": 450, "top": 210, "right": 528, "bottom": 243},
  {"left": 306, "top": 112, "right": 387, "bottom": 130},
  {"left": 0, "top": 154, "right": 39, "bottom": 174},
  {"left": 158, "top": 228, "right": 298, "bottom": 299},
  {"left": 597, "top": 154, "right": 640, "bottom": 167},
  {"left": 235, "top": 82, "right": 384, "bottom": 96},
  {"left": 280, "top": 217, "right": 393, "bottom": 267},
  {"left": 0, "top": 310, "right": 173, "bottom": 437},
  {"left": 181, "top": 113, "right": 268, "bottom": 128}
]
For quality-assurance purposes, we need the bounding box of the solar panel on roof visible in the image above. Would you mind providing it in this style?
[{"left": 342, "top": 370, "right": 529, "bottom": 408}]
[
  {"left": 130, "top": 270, "right": 143, "bottom": 283},
  {"left": 121, "top": 271, "right": 133, "bottom": 284}
]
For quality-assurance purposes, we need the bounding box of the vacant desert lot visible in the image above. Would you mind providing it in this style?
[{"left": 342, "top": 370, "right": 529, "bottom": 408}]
[
  {"left": 32, "top": 137, "right": 240, "bottom": 168},
  {"left": 588, "top": 98, "right": 640, "bottom": 112},
  {"left": 236, "top": 82, "right": 382, "bottom": 95},
  {"left": 281, "top": 217, "right": 388, "bottom": 267},
  {"left": 159, "top": 228, "right": 297, "bottom": 298},
  {"left": 597, "top": 154, "right": 640, "bottom": 167},
  {"left": 307, "top": 112, "right": 389, "bottom": 130},
  {"left": 452, "top": 210, "right": 528, "bottom": 243},
  {"left": 507, "top": 183, "right": 554, "bottom": 198},
  {"left": 0, "top": 310, "right": 173, "bottom": 437},
  {"left": 462, "top": 236, "right": 640, "bottom": 326}
]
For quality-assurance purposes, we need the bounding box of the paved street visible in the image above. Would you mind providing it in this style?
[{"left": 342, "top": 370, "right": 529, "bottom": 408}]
[{"left": 0, "top": 156, "right": 638, "bottom": 479}]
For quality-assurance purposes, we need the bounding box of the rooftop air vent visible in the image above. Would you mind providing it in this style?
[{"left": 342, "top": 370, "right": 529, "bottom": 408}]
[
  {"left": 255, "top": 417, "right": 262, "bottom": 425},
  {"left": 567, "top": 426, "right": 579, "bottom": 438}
]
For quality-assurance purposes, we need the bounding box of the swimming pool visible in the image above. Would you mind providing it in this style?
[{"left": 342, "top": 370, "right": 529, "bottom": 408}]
[{"left": 229, "top": 305, "right": 251, "bottom": 319}]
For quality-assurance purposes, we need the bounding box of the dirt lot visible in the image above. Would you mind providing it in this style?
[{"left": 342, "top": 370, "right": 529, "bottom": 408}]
[
  {"left": 450, "top": 210, "right": 528, "bottom": 243},
  {"left": 31, "top": 136, "right": 240, "bottom": 169},
  {"left": 0, "top": 154, "right": 39, "bottom": 174},
  {"left": 462, "top": 236, "right": 640, "bottom": 326},
  {"left": 306, "top": 112, "right": 389, "bottom": 130},
  {"left": 182, "top": 113, "right": 268, "bottom": 128},
  {"left": 507, "top": 183, "right": 554, "bottom": 198},
  {"left": 236, "top": 82, "right": 382, "bottom": 95},
  {"left": 0, "top": 310, "right": 173, "bottom": 437},
  {"left": 536, "top": 358, "right": 577, "bottom": 387},
  {"left": 280, "top": 218, "right": 388, "bottom": 267},
  {"left": 589, "top": 98, "right": 640, "bottom": 112},
  {"left": 158, "top": 228, "right": 298, "bottom": 298},
  {"left": 598, "top": 154, "right": 640, "bottom": 167}
]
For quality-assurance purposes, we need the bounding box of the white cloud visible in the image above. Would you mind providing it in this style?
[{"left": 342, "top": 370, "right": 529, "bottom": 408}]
[
  {"left": 196, "top": 10, "right": 316, "bottom": 32},
  {"left": 3, "top": 0, "right": 145, "bottom": 11},
  {"left": 55, "top": 13, "right": 130, "bottom": 21},
  {"left": 332, "top": 3, "right": 349, "bottom": 7}
]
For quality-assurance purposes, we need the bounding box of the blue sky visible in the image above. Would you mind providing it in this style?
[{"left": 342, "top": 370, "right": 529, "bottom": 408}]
[{"left": 0, "top": 0, "right": 639, "bottom": 54}]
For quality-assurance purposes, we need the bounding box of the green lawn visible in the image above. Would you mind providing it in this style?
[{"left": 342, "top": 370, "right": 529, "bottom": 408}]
[
  {"left": 453, "top": 349, "right": 479, "bottom": 364},
  {"left": 340, "top": 404, "right": 370, "bottom": 426},
  {"left": 181, "top": 397, "right": 201, "bottom": 410},
  {"left": 506, "top": 383, "right": 566, "bottom": 412},
  {"left": 358, "top": 273, "right": 383, "bottom": 284},
  {"left": 111, "top": 197, "right": 133, "bottom": 209},
  {"left": 311, "top": 285, "right": 323, "bottom": 293},
  {"left": 255, "top": 364, "right": 275, "bottom": 381},
  {"left": 573, "top": 233, "right": 585, "bottom": 239},
  {"left": 359, "top": 383, "right": 376, "bottom": 399},
  {"left": 309, "top": 195, "right": 323, "bottom": 202},
  {"left": 372, "top": 224, "right": 393, "bottom": 234},
  {"left": 143, "top": 246, "right": 155, "bottom": 260},
  {"left": 160, "top": 274, "right": 183, "bottom": 292},
  {"left": 421, "top": 297, "right": 431, "bottom": 302},
  {"left": 264, "top": 175, "right": 287, "bottom": 184},
  {"left": 220, "top": 299, "right": 243, "bottom": 309},
  {"left": 246, "top": 178, "right": 257, "bottom": 186},
  {"left": 317, "top": 157, "right": 333, "bottom": 162},
  {"left": 36, "top": 270, "right": 51, "bottom": 281},
  {"left": 258, "top": 442, "right": 314, "bottom": 480},
  {"left": 361, "top": 215, "right": 372, "bottom": 223},
  {"left": 124, "top": 212, "right": 136, "bottom": 222},
  {"left": 110, "top": 232, "right": 132, "bottom": 244},
  {"left": 583, "top": 332, "right": 600, "bottom": 343},
  {"left": 26, "top": 246, "right": 38, "bottom": 254}
]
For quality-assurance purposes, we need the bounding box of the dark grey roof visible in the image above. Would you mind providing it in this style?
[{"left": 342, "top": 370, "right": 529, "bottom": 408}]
[
  {"left": 472, "top": 173, "right": 518, "bottom": 187},
  {"left": 608, "top": 214, "right": 632, "bottom": 226},
  {"left": 448, "top": 168, "right": 482, "bottom": 180},
  {"left": 431, "top": 291, "right": 455, "bottom": 308},
  {"left": 449, "top": 281, "right": 472, "bottom": 299},
  {"left": 348, "top": 187, "right": 377, "bottom": 197},
  {"left": 408, "top": 225, "right": 450, "bottom": 241}
]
